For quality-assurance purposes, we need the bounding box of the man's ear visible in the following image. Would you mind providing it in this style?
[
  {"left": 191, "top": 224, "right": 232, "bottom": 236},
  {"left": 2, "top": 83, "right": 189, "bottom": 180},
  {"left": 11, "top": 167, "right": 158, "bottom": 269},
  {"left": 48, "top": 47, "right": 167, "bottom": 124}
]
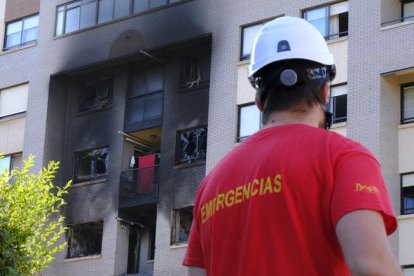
[
  {"left": 255, "top": 94, "right": 264, "bottom": 112},
  {"left": 322, "top": 82, "right": 330, "bottom": 105}
]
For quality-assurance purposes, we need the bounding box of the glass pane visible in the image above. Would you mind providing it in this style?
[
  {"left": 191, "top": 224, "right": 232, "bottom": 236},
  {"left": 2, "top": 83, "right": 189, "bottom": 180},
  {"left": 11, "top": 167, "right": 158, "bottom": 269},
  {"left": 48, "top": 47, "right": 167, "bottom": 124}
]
[
  {"left": 56, "top": 10, "right": 65, "bottom": 36},
  {"left": 133, "top": 0, "right": 149, "bottom": 13},
  {"left": 22, "top": 27, "right": 38, "bottom": 43},
  {"left": 98, "top": 0, "right": 114, "bottom": 23},
  {"left": 404, "top": 2, "right": 414, "bottom": 20},
  {"left": 403, "top": 86, "right": 414, "bottom": 121},
  {"left": 146, "top": 66, "right": 164, "bottom": 92},
  {"left": 126, "top": 97, "right": 145, "bottom": 124},
  {"left": 239, "top": 104, "right": 260, "bottom": 139},
  {"left": 333, "top": 94, "right": 347, "bottom": 122},
  {"left": 177, "top": 208, "right": 193, "bottom": 243},
  {"left": 150, "top": 0, "right": 167, "bottom": 8},
  {"left": 403, "top": 186, "right": 414, "bottom": 214},
  {"left": 114, "top": 0, "right": 131, "bottom": 18},
  {"left": 129, "top": 71, "right": 146, "bottom": 97},
  {"left": 6, "top": 21, "right": 22, "bottom": 35},
  {"left": 80, "top": 1, "right": 97, "bottom": 29},
  {"left": 5, "top": 32, "right": 21, "bottom": 48},
  {"left": 144, "top": 92, "right": 163, "bottom": 119},
  {"left": 23, "top": 15, "right": 39, "bottom": 30},
  {"left": 65, "top": 7, "right": 81, "bottom": 33},
  {"left": 0, "top": 156, "right": 11, "bottom": 174},
  {"left": 305, "top": 7, "right": 328, "bottom": 37},
  {"left": 242, "top": 24, "right": 262, "bottom": 58}
]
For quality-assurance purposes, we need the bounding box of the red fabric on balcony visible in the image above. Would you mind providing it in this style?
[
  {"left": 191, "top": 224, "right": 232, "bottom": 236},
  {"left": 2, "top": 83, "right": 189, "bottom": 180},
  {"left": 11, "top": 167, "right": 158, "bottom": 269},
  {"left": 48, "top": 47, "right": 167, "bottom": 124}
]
[{"left": 137, "top": 154, "right": 155, "bottom": 194}]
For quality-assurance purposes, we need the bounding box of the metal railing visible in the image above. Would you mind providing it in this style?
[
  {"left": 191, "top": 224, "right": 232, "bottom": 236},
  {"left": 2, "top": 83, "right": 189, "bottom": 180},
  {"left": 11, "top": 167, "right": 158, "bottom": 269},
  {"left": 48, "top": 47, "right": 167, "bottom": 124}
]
[
  {"left": 381, "top": 15, "right": 414, "bottom": 27},
  {"left": 119, "top": 165, "right": 160, "bottom": 208}
]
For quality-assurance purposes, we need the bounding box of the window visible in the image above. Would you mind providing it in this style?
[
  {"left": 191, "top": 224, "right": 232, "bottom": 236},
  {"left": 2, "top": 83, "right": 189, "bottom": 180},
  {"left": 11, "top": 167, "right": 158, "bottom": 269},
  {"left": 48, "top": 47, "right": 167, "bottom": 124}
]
[
  {"left": 179, "top": 55, "right": 211, "bottom": 90},
  {"left": 403, "top": 0, "right": 414, "bottom": 21},
  {"left": 0, "top": 84, "right": 29, "bottom": 118},
  {"left": 240, "top": 22, "right": 266, "bottom": 60},
  {"left": 0, "top": 154, "right": 23, "bottom": 174},
  {"left": 175, "top": 126, "right": 207, "bottom": 165},
  {"left": 237, "top": 103, "right": 261, "bottom": 142},
  {"left": 74, "top": 147, "right": 109, "bottom": 182},
  {"left": 401, "top": 83, "right": 414, "bottom": 124},
  {"left": 329, "top": 84, "right": 347, "bottom": 124},
  {"left": 79, "top": 79, "right": 113, "bottom": 112},
  {"left": 56, "top": 0, "right": 184, "bottom": 36},
  {"left": 303, "top": 1, "right": 348, "bottom": 40},
  {"left": 148, "top": 225, "right": 156, "bottom": 260},
  {"left": 401, "top": 173, "right": 414, "bottom": 215},
  {"left": 4, "top": 14, "right": 39, "bottom": 50},
  {"left": 67, "top": 221, "right": 103, "bottom": 259},
  {"left": 171, "top": 206, "right": 193, "bottom": 245}
]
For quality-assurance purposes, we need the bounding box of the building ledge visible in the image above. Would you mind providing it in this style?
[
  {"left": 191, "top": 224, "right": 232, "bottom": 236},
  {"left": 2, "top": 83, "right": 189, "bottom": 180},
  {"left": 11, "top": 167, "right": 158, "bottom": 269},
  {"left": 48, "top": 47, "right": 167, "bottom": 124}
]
[
  {"left": 380, "top": 20, "right": 414, "bottom": 32},
  {"left": 170, "top": 243, "right": 188, "bottom": 250},
  {"left": 64, "top": 254, "right": 102, "bottom": 263},
  {"left": 399, "top": 122, "right": 414, "bottom": 130}
]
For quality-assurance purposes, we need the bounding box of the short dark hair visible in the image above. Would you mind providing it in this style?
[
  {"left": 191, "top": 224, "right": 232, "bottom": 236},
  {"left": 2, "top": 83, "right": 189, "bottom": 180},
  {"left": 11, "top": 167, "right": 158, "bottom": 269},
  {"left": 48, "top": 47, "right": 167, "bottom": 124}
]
[{"left": 254, "top": 60, "right": 330, "bottom": 123}]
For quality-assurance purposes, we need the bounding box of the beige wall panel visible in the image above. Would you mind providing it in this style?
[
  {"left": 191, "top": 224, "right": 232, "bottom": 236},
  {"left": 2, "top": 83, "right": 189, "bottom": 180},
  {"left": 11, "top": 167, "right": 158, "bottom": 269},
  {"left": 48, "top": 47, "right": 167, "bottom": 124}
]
[
  {"left": 399, "top": 125, "right": 414, "bottom": 173},
  {"left": 236, "top": 63, "right": 255, "bottom": 105},
  {"left": 399, "top": 215, "right": 414, "bottom": 266},
  {"left": 381, "top": 0, "right": 401, "bottom": 24},
  {"left": 328, "top": 39, "right": 348, "bottom": 85},
  {"left": 5, "top": 0, "right": 40, "bottom": 22},
  {"left": 0, "top": 116, "right": 25, "bottom": 155},
  {"left": 331, "top": 124, "right": 347, "bottom": 137}
]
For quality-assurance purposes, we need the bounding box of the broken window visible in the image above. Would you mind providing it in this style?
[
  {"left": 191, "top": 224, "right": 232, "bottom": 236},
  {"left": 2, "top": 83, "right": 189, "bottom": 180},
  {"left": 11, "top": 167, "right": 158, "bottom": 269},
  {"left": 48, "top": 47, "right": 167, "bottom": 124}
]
[
  {"left": 175, "top": 126, "right": 207, "bottom": 165},
  {"left": 180, "top": 58, "right": 201, "bottom": 89},
  {"left": 79, "top": 79, "right": 113, "bottom": 112},
  {"left": 66, "top": 221, "right": 103, "bottom": 259},
  {"left": 171, "top": 206, "right": 193, "bottom": 245},
  {"left": 74, "top": 147, "right": 109, "bottom": 182}
]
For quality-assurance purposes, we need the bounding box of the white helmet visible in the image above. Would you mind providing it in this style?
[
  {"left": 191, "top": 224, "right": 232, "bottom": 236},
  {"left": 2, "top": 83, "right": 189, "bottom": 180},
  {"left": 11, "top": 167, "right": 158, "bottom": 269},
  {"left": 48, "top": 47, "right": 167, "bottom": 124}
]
[{"left": 247, "top": 16, "right": 335, "bottom": 81}]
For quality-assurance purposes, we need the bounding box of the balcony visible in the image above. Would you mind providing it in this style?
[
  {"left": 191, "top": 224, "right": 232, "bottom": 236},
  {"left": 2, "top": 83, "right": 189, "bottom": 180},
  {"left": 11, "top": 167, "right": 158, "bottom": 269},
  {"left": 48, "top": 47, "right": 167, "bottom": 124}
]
[{"left": 119, "top": 165, "right": 160, "bottom": 208}]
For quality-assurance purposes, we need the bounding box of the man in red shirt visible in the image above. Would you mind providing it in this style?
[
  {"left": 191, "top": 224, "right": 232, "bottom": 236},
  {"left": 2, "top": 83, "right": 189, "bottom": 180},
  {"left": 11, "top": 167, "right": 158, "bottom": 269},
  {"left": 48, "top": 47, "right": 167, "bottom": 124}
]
[{"left": 183, "top": 16, "right": 401, "bottom": 275}]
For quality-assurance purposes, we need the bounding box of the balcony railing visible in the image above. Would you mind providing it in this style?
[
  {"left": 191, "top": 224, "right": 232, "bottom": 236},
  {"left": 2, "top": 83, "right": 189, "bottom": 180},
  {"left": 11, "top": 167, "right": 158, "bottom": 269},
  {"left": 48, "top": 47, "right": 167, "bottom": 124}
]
[
  {"left": 382, "top": 15, "right": 414, "bottom": 27},
  {"left": 119, "top": 166, "right": 160, "bottom": 208}
]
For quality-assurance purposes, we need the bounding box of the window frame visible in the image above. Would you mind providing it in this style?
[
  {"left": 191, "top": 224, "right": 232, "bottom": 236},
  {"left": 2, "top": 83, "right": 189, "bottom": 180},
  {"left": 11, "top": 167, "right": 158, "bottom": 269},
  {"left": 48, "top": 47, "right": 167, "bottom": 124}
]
[
  {"left": 66, "top": 221, "right": 104, "bottom": 259},
  {"left": 78, "top": 78, "right": 113, "bottom": 113},
  {"left": 240, "top": 20, "right": 267, "bottom": 61},
  {"left": 170, "top": 206, "right": 193, "bottom": 245},
  {"left": 401, "top": 172, "right": 414, "bottom": 215},
  {"left": 401, "top": 82, "right": 414, "bottom": 124},
  {"left": 329, "top": 83, "right": 347, "bottom": 124},
  {"left": 303, "top": 1, "right": 349, "bottom": 40},
  {"left": 175, "top": 125, "right": 207, "bottom": 166},
  {"left": 3, "top": 13, "right": 39, "bottom": 50},
  {"left": 237, "top": 102, "right": 262, "bottom": 142},
  {"left": 55, "top": 0, "right": 185, "bottom": 36},
  {"left": 402, "top": 0, "right": 414, "bottom": 21},
  {"left": 73, "top": 146, "right": 109, "bottom": 183}
]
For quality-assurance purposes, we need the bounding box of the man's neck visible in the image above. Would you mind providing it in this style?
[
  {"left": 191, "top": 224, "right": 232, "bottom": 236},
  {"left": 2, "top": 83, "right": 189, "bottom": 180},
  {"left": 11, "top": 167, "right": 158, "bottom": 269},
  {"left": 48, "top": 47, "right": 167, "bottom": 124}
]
[{"left": 263, "top": 105, "right": 326, "bottom": 129}]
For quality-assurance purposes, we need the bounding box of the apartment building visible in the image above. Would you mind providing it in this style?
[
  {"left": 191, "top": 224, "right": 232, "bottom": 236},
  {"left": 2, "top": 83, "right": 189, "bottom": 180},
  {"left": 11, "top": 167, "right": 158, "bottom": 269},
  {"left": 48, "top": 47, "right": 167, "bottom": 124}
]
[{"left": 0, "top": 0, "right": 413, "bottom": 275}]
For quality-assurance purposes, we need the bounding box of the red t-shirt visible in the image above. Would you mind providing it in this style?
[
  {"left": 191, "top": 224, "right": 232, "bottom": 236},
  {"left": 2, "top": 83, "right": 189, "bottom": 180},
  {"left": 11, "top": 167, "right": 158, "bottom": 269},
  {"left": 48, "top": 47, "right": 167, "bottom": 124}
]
[{"left": 183, "top": 124, "right": 397, "bottom": 276}]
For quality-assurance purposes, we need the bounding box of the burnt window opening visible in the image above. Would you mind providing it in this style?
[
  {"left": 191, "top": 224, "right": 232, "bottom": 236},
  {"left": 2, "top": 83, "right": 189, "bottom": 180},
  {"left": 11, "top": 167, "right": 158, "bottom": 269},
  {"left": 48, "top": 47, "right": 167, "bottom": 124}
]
[
  {"left": 148, "top": 225, "right": 156, "bottom": 260},
  {"left": 171, "top": 206, "right": 193, "bottom": 245},
  {"left": 79, "top": 79, "right": 113, "bottom": 112},
  {"left": 175, "top": 126, "right": 207, "bottom": 165},
  {"left": 74, "top": 147, "right": 109, "bottom": 182},
  {"left": 180, "top": 58, "right": 201, "bottom": 89},
  {"left": 66, "top": 221, "right": 103, "bottom": 259}
]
